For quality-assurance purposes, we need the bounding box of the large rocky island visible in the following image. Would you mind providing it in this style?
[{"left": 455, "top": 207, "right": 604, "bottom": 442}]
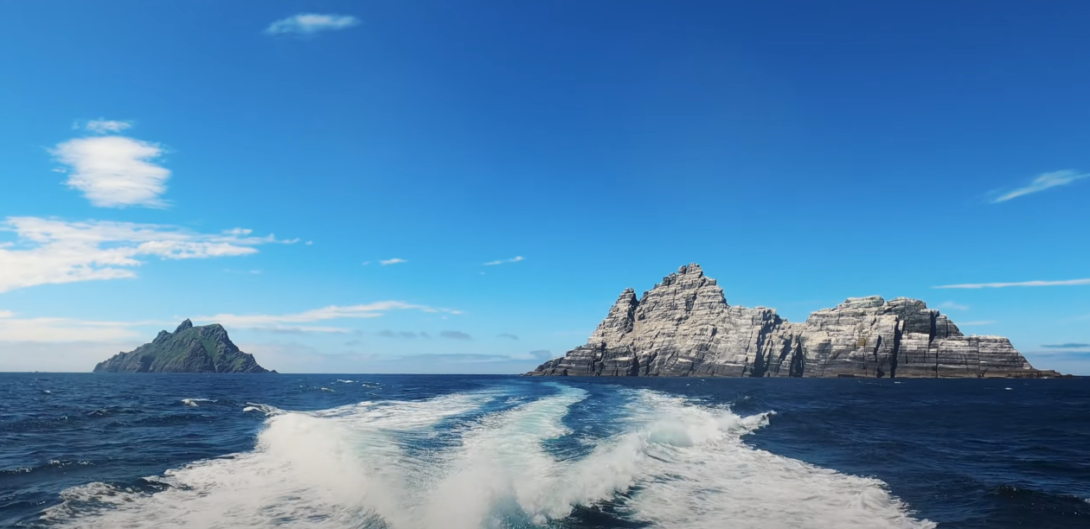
[
  {"left": 529, "top": 264, "right": 1061, "bottom": 379},
  {"left": 93, "top": 319, "right": 270, "bottom": 373}
]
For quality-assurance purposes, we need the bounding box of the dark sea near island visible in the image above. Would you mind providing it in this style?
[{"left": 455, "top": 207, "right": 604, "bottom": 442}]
[{"left": 1, "top": 374, "right": 1088, "bottom": 529}]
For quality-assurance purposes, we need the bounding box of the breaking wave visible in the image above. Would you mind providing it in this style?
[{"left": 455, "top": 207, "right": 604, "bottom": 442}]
[{"left": 41, "top": 384, "right": 934, "bottom": 529}]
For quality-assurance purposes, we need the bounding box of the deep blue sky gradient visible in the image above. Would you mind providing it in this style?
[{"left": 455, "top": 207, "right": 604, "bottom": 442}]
[{"left": 1, "top": 1, "right": 1088, "bottom": 373}]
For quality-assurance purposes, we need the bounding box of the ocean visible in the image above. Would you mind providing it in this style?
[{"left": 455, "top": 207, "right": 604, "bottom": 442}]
[{"left": 1, "top": 374, "right": 1087, "bottom": 528}]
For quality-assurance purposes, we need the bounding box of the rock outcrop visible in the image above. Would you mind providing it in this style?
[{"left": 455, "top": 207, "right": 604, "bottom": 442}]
[
  {"left": 93, "top": 320, "right": 270, "bottom": 373},
  {"left": 528, "top": 264, "right": 1060, "bottom": 379}
]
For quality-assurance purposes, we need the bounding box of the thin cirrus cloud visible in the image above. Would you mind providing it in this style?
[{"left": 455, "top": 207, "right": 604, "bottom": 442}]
[
  {"left": 380, "top": 258, "right": 407, "bottom": 266},
  {"left": 265, "top": 13, "right": 360, "bottom": 36},
  {"left": 53, "top": 123, "right": 171, "bottom": 208},
  {"left": 497, "top": 333, "right": 519, "bottom": 340},
  {"left": 377, "top": 330, "right": 432, "bottom": 339},
  {"left": 84, "top": 119, "right": 132, "bottom": 134},
  {"left": 936, "top": 301, "right": 969, "bottom": 311},
  {"left": 0, "top": 217, "right": 293, "bottom": 294},
  {"left": 0, "top": 311, "right": 165, "bottom": 342},
  {"left": 197, "top": 302, "right": 463, "bottom": 331},
  {"left": 990, "top": 169, "right": 1088, "bottom": 203},
  {"left": 484, "top": 256, "right": 524, "bottom": 266},
  {"left": 440, "top": 330, "right": 472, "bottom": 340},
  {"left": 1041, "top": 343, "right": 1090, "bottom": 349},
  {"left": 933, "top": 278, "right": 1090, "bottom": 289}
]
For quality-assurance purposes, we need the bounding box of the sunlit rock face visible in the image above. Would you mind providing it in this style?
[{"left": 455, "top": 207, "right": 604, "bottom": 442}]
[{"left": 529, "top": 264, "right": 1054, "bottom": 379}]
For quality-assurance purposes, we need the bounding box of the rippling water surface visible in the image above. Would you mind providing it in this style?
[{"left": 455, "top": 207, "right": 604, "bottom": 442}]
[{"left": 1, "top": 374, "right": 1087, "bottom": 528}]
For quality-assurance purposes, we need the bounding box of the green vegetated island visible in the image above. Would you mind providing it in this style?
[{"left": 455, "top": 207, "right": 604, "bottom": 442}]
[
  {"left": 528, "top": 264, "right": 1066, "bottom": 379},
  {"left": 93, "top": 319, "right": 271, "bottom": 373}
]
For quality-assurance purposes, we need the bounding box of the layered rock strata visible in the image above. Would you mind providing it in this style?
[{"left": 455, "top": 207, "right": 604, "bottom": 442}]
[
  {"left": 93, "top": 319, "right": 270, "bottom": 373},
  {"left": 529, "top": 264, "right": 1058, "bottom": 378}
]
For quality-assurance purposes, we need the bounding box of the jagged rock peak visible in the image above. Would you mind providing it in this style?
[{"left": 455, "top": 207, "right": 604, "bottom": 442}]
[
  {"left": 93, "top": 320, "right": 269, "bottom": 374},
  {"left": 656, "top": 262, "right": 718, "bottom": 289},
  {"left": 838, "top": 296, "right": 886, "bottom": 309},
  {"left": 528, "top": 263, "right": 1063, "bottom": 379}
]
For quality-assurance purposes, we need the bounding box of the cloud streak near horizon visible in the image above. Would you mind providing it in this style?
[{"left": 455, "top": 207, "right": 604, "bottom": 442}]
[
  {"left": 933, "top": 278, "right": 1090, "bottom": 289},
  {"left": 197, "top": 301, "right": 462, "bottom": 330},
  {"left": 990, "top": 169, "right": 1088, "bottom": 203},
  {"left": 0, "top": 217, "right": 292, "bottom": 293}
]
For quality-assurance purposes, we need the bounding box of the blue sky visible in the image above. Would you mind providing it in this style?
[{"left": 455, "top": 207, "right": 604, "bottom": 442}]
[{"left": 1, "top": 1, "right": 1088, "bottom": 374}]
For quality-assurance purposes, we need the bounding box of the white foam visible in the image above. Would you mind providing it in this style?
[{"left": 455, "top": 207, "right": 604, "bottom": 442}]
[
  {"left": 612, "top": 392, "right": 934, "bottom": 529},
  {"left": 44, "top": 391, "right": 502, "bottom": 529},
  {"left": 180, "top": 398, "right": 215, "bottom": 407},
  {"left": 45, "top": 386, "right": 935, "bottom": 529}
]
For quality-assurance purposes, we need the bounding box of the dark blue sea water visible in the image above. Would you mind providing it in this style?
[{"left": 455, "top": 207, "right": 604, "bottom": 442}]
[{"left": 1, "top": 374, "right": 1088, "bottom": 528}]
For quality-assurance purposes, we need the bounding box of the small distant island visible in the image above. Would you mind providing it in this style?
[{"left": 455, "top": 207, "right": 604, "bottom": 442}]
[
  {"left": 528, "top": 264, "right": 1066, "bottom": 379},
  {"left": 93, "top": 319, "right": 271, "bottom": 373}
]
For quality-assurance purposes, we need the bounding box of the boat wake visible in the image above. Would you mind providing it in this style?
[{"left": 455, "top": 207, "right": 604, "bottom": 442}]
[{"left": 41, "top": 384, "right": 934, "bottom": 529}]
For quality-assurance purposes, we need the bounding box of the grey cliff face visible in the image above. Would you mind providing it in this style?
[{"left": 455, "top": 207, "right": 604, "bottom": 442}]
[
  {"left": 529, "top": 264, "right": 1059, "bottom": 379},
  {"left": 92, "top": 319, "right": 270, "bottom": 374}
]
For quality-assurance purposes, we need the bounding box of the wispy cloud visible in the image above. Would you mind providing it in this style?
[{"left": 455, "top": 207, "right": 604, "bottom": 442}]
[
  {"left": 956, "top": 321, "right": 996, "bottom": 326},
  {"left": 0, "top": 311, "right": 164, "bottom": 342},
  {"left": 990, "top": 169, "right": 1089, "bottom": 203},
  {"left": 484, "top": 256, "right": 524, "bottom": 266},
  {"left": 936, "top": 301, "right": 969, "bottom": 311},
  {"left": 197, "top": 302, "right": 462, "bottom": 329},
  {"left": 380, "top": 258, "right": 407, "bottom": 266},
  {"left": 265, "top": 13, "right": 359, "bottom": 36},
  {"left": 1042, "top": 343, "right": 1090, "bottom": 349},
  {"left": 0, "top": 217, "right": 290, "bottom": 293},
  {"left": 440, "top": 330, "right": 472, "bottom": 340},
  {"left": 53, "top": 135, "right": 171, "bottom": 208},
  {"left": 249, "top": 326, "right": 349, "bottom": 334},
  {"left": 497, "top": 333, "right": 519, "bottom": 340},
  {"left": 377, "top": 330, "right": 426, "bottom": 339},
  {"left": 934, "top": 278, "right": 1090, "bottom": 289},
  {"left": 84, "top": 119, "right": 132, "bottom": 134}
]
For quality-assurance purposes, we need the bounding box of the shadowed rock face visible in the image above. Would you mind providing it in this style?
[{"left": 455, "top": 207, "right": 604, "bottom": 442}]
[
  {"left": 93, "top": 320, "right": 270, "bottom": 373},
  {"left": 529, "top": 264, "right": 1060, "bottom": 379}
]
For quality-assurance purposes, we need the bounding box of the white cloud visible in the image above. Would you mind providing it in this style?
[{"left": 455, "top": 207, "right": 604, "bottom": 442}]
[
  {"left": 85, "top": 119, "right": 133, "bottom": 134},
  {"left": 936, "top": 301, "right": 969, "bottom": 311},
  {"left": 934, "top": 278, "right": 1090, "bottom": 289},
  {"left": 484, "top": 256, "right": 524, "bottom": 266},
  {"left": 0, "top": 216, "right": 290, "bottom": 293},
  {"left": 197, "top": 301, "right": 463, "bottom": 328},
  {"left": 53, "top": 136, "right": 170, "bottom": 208},
  {"left": 0, "top": 313, "right": 158, "bottom": 342},
  {"left": 265, "top": 13, "right": 360, "bottom": 35},
  {"left": 991, "top": 170, "right": 1089, "bottom": 203},
  {"left": 380, "top": 258, "right": 407, "bottom": 266}
]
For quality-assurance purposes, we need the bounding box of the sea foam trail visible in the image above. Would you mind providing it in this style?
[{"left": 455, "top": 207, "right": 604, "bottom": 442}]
[
  {"left": 612, "top": 391, "right": 936, "bottom": 529},
  {"left": 42, "top": 391, "right": 498, "bottom": 529},
  {"left": 42, "top": 385, "right": 934, "bottom": 529}
]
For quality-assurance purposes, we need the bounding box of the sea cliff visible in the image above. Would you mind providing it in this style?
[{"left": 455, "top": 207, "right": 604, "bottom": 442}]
[{"left": 528, "top": 264, "right": 1060, "bottom": 379}]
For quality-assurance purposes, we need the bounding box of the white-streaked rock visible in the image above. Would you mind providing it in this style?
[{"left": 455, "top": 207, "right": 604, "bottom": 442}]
[{"left": 529, "top": 264, "right": 1057, "bottom": 378}]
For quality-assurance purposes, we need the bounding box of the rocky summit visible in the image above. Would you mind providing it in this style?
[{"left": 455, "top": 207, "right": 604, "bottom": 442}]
[
  {"left": 93, "top": 320, "right": 270, "bottom": 373},
  {"left": 529, "top": 264, "right": 1061, "bottom": 379}
]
